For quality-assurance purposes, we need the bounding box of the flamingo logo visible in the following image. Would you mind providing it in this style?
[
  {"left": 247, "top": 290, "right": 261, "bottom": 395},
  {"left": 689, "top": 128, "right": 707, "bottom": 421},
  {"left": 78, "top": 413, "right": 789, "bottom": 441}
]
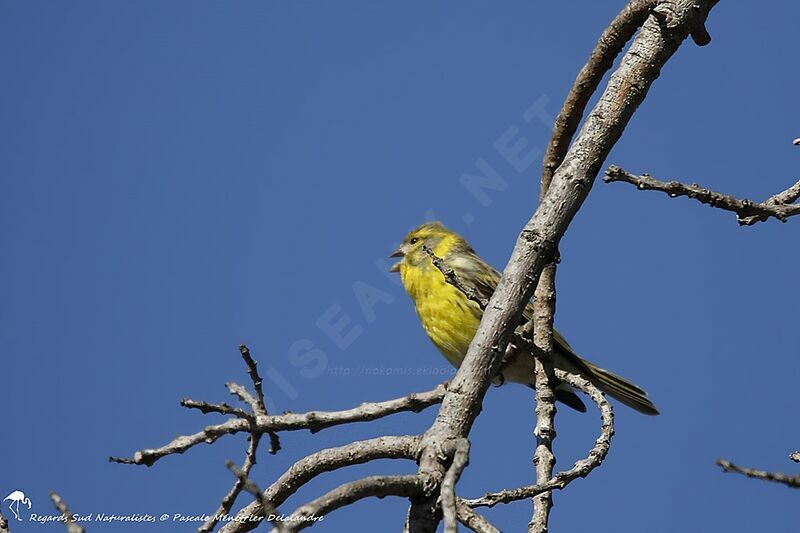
[{"left": 3, "top": 490, "right": 32, "bottom": 521}]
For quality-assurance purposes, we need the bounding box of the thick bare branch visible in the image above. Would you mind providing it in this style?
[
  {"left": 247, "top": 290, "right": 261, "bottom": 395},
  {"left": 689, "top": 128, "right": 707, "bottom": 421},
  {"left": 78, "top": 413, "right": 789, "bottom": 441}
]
[
  {"left": 222, "top": 436, "right": 421, "bottom": 533},
  {"left": 408, "top": 2, "right": 717, "bottom": 530},
  {"left": 464, "top": 369, "right": 614, "bottom": 508},
  {"left": 716, "top": 459, "right": 800, "bottom": 489},
  {"left": 282, "top": 475, "right": 425, "bottom": 532},
  {"left": 604, "top": 165, "right": 800, "bottom": 225},
  {"left": 110, "top": 384, "right": 445, "bottom": 466},
  {"left": 49, "top": 493, "right": 84, "bottom": 533}
]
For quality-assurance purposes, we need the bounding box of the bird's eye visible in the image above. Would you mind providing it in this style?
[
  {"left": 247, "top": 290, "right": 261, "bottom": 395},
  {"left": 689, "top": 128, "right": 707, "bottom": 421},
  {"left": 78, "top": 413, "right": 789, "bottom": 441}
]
[{"left": 410, "top": 237, "right": 419, "bottom": 244}]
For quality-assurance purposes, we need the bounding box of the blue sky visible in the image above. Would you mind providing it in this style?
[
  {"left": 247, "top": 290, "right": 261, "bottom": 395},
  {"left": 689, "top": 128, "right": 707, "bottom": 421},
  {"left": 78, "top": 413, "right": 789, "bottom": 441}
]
[{"left": 1, "top": 2, "right": 798, "bottom": 532}]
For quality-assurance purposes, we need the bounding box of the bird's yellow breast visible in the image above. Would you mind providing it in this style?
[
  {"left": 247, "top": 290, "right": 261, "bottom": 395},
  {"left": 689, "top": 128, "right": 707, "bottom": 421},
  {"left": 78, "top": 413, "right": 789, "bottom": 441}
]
[{"left": 399, "top": 260, "right": 483, "bottom": 367}]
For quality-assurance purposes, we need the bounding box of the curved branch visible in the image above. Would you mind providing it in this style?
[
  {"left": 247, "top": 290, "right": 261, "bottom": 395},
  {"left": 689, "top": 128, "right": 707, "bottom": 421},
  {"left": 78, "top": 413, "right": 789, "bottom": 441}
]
[
  {"left": 221, "top": 436, "right": 421, "bottom": 533},
  {"left": 281, "top": 475, "right": 425, "bottom": 532},
  {"left": 541, "top": 0, "right": 657, "bottom": 185},
  {"left": 464, "top": 370, "right": 614, "bottom": 508}
]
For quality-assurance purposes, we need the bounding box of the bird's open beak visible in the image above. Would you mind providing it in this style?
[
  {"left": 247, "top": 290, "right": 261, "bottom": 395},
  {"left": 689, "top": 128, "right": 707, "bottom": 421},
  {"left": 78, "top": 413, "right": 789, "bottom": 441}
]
[{"left": 389, "top": 247, "right": 404, "bottom": 272}]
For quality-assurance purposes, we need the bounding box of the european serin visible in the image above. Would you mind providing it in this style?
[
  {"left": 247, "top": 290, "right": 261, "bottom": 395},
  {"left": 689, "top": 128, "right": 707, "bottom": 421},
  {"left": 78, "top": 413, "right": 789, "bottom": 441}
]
[{"left": 390, "top": 221, "right": 658, "bottom": 415}]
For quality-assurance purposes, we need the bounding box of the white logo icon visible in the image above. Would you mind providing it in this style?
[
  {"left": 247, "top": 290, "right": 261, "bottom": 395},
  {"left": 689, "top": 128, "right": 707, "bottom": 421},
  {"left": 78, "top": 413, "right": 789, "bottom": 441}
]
[{"left": 3, "top": 490, "right": 32, "bottom": 521}]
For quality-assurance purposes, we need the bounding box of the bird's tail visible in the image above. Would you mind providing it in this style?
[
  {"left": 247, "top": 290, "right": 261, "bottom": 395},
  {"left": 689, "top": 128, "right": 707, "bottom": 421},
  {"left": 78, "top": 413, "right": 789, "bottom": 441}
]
[{"left": 582, "top": 360, "right": 659, "bottom": 416}]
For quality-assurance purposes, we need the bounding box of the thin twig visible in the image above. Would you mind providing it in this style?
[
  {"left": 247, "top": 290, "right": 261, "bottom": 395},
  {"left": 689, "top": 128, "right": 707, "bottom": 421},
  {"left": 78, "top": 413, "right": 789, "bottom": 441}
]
[
  {"left": 236, "top": 345, "right": 281, "bottom": 453},
  {"left": 49, "top": 492, "right": 85, "bottom": 533},
  {"left": 111, "top": 384, "right": 445, "bottom": 466},
  {"left": 227, "top": 382, "right": 261, "bottom": 412},
  {"left": 181, "top": 399, "right": 254, "bottom": 420},
  {"left": 716, "top": 459, "right": 800, "bottom": 488},
  {"left": 238, "top": 345, "right": 267, "bottom": 415},
  {"left": 226, "top": 461, "right": 287, "bottom": 532},
  {"left": 422, "top": 245, "right": 488, "bottom": 309},
  {"left": 110, "top": 419, "right": 250, "bottom": 466},
  {"left": 199, "top": 432, "right": 263, "bottom": 533},
  {"left": 604, "top": 165, "right": 800, "bottom": 225}
]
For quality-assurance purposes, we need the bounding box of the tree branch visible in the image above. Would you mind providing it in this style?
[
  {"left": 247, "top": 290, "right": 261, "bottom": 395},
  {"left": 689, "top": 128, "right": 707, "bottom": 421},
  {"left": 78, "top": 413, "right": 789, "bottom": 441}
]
[
  {"left": 441, "top": 439, "right": 470, "bottom": 533},
  {"left": 716, "top": 459, "right": 800, "bottom": 489},
  {"left": 604, "top": 165, "right": 800, "bottom": 225},
  {"left": 455, "top": 501, "right": 501, "bottom": 533},
  {"left": 199, "top": 432, "right": 264, "bottom": 533},
  {"left": 281, "top": 475, "right": 425, "bottom": 532},
  {"left": 110, "top": 384, "right": 445, "bottom": 467},
  {"left": 407, "top": 2, "right": 718, "bottom": 530},
  {"left": 225, "top": 461, "right": 288, "bottom": 532},
  {"left": 529, "top": 270, "right": 557, "bottom": 533},
  {"left": 109, "top": 4, "right": 726, "bottom": 531},
  {"left": 422, "top": 245, "right": 488, "bottom": 309},
  {"left": 49, "top": 493, "right": 84, "bottom": 533},
  {"left": 542, "top": 0, "right": 658, "bottom": 183},
  {"left": 221, "top": 436, "right": 421, "bottom": 533},
  {"left": 529, "top": 6, "right": 659, "bottom": 530},
  {"left": 464, "top": 369, "right": 614, "bottom": 508}
]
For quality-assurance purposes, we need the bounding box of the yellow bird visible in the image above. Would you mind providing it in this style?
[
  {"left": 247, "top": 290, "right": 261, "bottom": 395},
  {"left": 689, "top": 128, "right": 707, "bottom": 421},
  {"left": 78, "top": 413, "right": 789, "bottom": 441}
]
[{"left": 390, "top": 221, "right": 658, "bottom": 415}]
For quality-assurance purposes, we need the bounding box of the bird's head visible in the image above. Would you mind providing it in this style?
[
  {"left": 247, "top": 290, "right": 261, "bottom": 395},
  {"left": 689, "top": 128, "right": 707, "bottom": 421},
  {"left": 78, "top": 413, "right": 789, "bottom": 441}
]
[{"left": 390, "top": 221, "right": 464, "bottom": 273}]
